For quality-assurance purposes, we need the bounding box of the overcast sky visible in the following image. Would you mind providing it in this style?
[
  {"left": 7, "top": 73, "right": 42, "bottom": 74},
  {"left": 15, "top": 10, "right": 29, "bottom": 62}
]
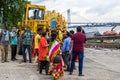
[{"left": 30, "top": 0, "right": 120, "bottom": 22}]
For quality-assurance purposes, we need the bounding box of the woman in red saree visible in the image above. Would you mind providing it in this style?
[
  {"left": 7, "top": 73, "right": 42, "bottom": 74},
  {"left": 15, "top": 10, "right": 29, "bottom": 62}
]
[{"left": 48, "top": 31, "right": 64, "bottom": 80}]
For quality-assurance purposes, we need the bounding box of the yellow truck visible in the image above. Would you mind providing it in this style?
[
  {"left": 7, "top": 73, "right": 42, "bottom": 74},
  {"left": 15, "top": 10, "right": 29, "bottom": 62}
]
[{"left": 18, "top": 4, "right": 66, "bottom": 41}]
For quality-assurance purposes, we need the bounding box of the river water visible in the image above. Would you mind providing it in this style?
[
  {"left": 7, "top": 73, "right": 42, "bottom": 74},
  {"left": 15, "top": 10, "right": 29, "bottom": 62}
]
[{"left": 67, "top": 26, "right": 120, "bottom": 37}]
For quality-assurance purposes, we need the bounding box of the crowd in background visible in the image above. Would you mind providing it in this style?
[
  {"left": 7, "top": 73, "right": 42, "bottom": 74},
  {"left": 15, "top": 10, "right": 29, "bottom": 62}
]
[{"left": 0, "top": 25, "right": 86, "bottom": 80}]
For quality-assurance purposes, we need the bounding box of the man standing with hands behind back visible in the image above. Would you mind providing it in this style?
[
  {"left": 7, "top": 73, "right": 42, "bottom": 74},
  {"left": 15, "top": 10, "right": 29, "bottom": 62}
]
[{"left": 69, "top": 26, "right": 86, "bottom": 76}]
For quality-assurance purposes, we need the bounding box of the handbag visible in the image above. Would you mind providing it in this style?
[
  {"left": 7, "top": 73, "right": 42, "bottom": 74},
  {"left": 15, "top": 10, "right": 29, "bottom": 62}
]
[{"left": 53, "top": 55, "right": 61, "bottom": 64}]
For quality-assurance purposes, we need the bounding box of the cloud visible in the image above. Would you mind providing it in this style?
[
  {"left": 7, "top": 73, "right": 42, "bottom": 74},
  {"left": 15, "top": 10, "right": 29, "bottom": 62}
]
[
  {"left": 86, "top": 0, "right": 120, "bottom": 15},
  {"left": 31, "top": 0, "right": 48, "bottom": 3},
  {"left": 30, "top": 0, "right": 120, "bottom": 22}
]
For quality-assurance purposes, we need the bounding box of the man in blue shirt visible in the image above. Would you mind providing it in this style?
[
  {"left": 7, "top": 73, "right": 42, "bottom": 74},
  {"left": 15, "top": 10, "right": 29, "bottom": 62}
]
[
  {"left": 10, "top": 27, "right": 17, "bottom": 61},
  {"left": 62, "top": 31, "right": 71, "bottom": 71}
]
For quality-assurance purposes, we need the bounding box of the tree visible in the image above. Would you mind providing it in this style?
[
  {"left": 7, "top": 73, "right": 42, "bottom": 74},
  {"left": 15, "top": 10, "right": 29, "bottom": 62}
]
[{"left": 0, "top": 0, "right": 30, "bottom": 29}]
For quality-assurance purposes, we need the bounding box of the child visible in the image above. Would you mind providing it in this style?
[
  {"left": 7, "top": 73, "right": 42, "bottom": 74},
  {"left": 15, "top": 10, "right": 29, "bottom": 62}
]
[{"left": 38, "top": 32, "right": 49, "bottom": 75}]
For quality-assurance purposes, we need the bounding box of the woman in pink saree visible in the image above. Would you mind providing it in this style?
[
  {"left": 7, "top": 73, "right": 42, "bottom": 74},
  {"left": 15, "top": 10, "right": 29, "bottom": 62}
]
[{"left": 48, "top": 31, "right": 64, "bottom": 80}]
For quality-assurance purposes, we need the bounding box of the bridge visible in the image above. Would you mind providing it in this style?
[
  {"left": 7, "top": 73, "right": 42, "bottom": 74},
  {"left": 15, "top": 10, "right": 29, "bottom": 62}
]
[
  {"left": 67, "top": 22, "right": 120, "bottom": 28},
  {"left": 66, "top": 9, "right": 120, "bottom": 28}
]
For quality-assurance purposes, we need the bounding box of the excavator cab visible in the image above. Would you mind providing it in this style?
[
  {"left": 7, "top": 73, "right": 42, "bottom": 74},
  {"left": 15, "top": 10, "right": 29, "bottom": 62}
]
[
  {"left": 22, "top": 4, "right": 47, "bottom": 33},
  {"left": 18, "top": 4, "right": 66, "bottom": 42}
]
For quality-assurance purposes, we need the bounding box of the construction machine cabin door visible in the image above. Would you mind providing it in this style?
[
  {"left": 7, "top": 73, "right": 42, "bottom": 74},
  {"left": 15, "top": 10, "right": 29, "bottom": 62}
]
[{"left": 24, "top": 4, "right": 46, "bottom": 32}]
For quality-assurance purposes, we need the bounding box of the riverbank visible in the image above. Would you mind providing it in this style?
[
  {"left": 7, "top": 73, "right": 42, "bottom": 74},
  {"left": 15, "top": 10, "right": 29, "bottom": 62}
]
[{"left": 0, "top": 48, "right": 120, "bottom": 80}]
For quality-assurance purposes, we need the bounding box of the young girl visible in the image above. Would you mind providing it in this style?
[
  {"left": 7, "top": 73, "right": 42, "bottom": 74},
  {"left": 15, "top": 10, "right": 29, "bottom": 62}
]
[
  {"left": 38, "top": 32, "right": 49, "bottom": 75},
  {"left": 48, "top": 31, "right": 64, "bottom": 80}
]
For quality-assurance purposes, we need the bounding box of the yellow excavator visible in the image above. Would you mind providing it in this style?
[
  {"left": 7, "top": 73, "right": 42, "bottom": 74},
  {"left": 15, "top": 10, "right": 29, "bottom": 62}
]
[{"left": 18, "top": 4, "right": 66, "bottom": 41}]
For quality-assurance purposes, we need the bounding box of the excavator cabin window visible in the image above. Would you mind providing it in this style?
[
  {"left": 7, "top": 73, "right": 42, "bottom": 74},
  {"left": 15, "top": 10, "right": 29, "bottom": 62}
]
[{"left": 28, "top": 8, "right": 44, "bottom": 20}]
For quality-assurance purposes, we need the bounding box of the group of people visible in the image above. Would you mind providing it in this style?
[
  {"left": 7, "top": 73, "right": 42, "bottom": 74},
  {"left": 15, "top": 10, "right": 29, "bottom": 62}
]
[
  {"left": 0, "top": 25, "right": 86, "bottom": 80},
  {"left": 62, "top": 26, "right": 86, "bottom": 76},
  {"left": 0, "top": 26, "right": 33, "bottom": 63}
]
